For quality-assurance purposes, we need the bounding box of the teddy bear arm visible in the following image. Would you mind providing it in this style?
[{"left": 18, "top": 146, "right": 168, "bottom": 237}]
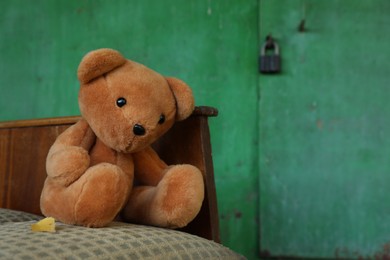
[
  {"left": 54, "top": 119, "right": 95, "bottom": 149},
  {"left": 46, "top": 119, "right": 95, "bottom": 185},
  {"left": 133, "top": 146, "right": 168, "bottom": 186}
]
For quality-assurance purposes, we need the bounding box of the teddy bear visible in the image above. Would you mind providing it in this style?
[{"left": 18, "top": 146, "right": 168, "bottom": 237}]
[{"left": 40, "top": 48, "right": 204, "bottom": 228}]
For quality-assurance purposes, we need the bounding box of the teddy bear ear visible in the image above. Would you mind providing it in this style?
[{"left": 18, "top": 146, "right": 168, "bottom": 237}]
[
  {"left": 77, "top": 48, "right": 127, "bottom": 84},
  {"left": 166, "top": 77, "right": 195, "bottom": 121}
]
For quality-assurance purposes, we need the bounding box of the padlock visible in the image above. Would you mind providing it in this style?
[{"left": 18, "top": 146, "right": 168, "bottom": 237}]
[{"left": 259, "top": 41, "right": 281, "bottom": 74}]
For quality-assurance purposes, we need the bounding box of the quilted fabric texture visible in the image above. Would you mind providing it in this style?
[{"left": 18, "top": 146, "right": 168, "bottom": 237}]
[
  {"left": 0, "top": 208, "right": 245, "bottom": 260},
  {"left": 0, "top": 208, "right": 41, "bottom": 224}
]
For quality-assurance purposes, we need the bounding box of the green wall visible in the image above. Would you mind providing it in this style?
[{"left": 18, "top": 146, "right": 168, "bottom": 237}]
[
  {"left": 0, "top": 1, "right": 259, "bottom": 259},
  {"left": 5, "top": 1, "right": 390, "bottom": 259}
]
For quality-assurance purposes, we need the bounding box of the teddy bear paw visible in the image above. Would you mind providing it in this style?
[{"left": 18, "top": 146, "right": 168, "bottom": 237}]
[
  {"left": 46, "top": 146, "right": 90, "bottom": 186},
  {"left": 154, "top": 165, "right": 205, "bottom": 228}
]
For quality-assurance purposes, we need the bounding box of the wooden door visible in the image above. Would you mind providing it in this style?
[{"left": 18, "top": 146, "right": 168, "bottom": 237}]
[{"left": 259, "top": 1, "right": 390, "bottom": 259}]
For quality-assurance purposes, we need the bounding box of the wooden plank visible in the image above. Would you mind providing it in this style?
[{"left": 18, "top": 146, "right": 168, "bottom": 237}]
[
  {"left": 0, "top": 116, "right": 81, "bottom": 129},
  {"left": 0, "top": 124, "right": 70, "bottom": 215}
]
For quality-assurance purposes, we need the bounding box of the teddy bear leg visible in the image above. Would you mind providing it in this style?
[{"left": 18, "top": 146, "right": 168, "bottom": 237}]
[
  {"left": 42, "top": 163, "right": 132, "bottom": 227},
  {"left": 73, "top": 163, "right": 132, "bottom": 227},
  {"left": 122, "top": 165, "right": 204, "bottom": 228}
]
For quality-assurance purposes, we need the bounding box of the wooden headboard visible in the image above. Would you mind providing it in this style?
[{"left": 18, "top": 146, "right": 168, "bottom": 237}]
[{"left": 0, "top": 106, "right": 220, "bottom": 242}]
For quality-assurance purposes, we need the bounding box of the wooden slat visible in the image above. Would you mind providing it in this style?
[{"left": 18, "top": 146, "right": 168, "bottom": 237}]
[{"left": 0, "top": 116, "right": 81, "bottom": 129}]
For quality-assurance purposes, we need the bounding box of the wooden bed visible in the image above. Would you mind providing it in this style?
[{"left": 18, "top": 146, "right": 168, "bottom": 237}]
[{"left": 0, "top": 106, "right": 220, "bottom": 242}]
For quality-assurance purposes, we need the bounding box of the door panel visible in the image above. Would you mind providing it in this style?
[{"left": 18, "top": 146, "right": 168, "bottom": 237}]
[{"left": 259, "top": 1, "right": 390, "bottom": 258}]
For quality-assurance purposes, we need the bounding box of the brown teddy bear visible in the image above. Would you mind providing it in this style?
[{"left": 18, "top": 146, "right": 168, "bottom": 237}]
[{"left": 40, "top": 48, "right": 204, "bottom": 228}]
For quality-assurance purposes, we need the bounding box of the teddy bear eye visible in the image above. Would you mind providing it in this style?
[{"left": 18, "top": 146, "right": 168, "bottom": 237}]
[
  {"left": 158, "top": 114, "right": 165, "bottom": 124},
  {"left": 116, "top": 97, "right": 127, "bottom": 107}
]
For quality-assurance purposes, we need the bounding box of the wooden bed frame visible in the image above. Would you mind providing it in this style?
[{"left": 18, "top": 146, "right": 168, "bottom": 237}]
[{"left": 0, "top": 106, "right": 220, "bottom": 242}]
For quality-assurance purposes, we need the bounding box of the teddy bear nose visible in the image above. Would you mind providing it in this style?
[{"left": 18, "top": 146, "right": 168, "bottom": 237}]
[{"left": 133, "top": 124, "right": 146, "bottom": 136}]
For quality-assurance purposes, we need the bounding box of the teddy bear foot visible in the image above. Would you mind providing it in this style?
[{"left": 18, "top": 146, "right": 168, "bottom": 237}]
[{"left": 122, "top": 165, "right": 204, "bottom": 228}]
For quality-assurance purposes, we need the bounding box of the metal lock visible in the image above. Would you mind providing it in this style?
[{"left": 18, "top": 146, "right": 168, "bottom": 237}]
[{"left": 259, "top": 40, "right": 281, "bottom": 74}]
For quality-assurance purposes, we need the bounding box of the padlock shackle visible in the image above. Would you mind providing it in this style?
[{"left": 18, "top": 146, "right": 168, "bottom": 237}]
[{"left": 261, "top": 42, "right": 279, "bottom": 55}]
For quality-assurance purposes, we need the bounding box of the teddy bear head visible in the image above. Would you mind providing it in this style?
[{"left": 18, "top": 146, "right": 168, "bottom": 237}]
[{"left": 77, "top": 48, "right": 194, "bottom": 153}]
